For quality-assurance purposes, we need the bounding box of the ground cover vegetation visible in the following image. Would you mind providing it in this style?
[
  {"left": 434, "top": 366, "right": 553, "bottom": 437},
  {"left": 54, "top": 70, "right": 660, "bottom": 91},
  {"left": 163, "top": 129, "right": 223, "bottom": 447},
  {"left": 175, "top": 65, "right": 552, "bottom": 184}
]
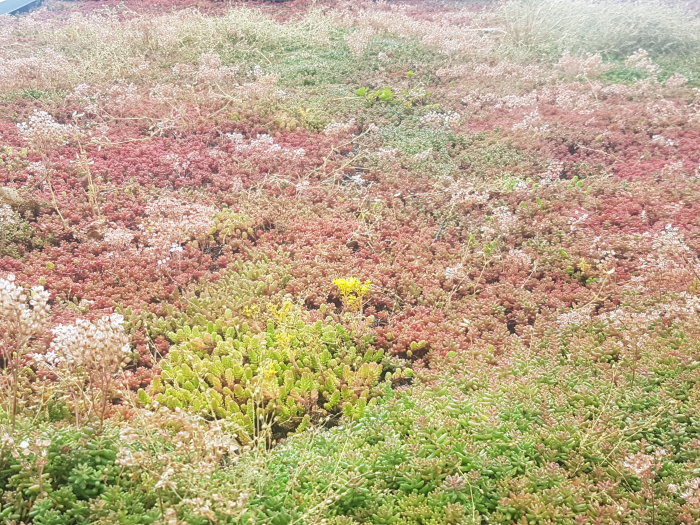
[{"left": 1, "top": 0, "right": 699, "bottom": 522}]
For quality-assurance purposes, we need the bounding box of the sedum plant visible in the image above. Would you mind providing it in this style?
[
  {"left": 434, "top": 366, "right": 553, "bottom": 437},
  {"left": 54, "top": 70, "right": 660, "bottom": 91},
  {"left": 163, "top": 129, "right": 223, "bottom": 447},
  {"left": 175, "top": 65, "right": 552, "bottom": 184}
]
[
  {"left": 45, "top": 314, "right": 132, "bottom": 425},
  {"left": 137, "top": 259, "right": 291, "bottom": 340},
  {"left": 0, "top": 275, "right": 50, "bottom": 427},
  {"left": 207, "top": 208, "right": 258, "bottom": 254},
  {"left": 140, "top": 301, "right": 409, "bottom": 444},
  {"left": 333, "top": 277, "right": 371, "bottom": 313}
]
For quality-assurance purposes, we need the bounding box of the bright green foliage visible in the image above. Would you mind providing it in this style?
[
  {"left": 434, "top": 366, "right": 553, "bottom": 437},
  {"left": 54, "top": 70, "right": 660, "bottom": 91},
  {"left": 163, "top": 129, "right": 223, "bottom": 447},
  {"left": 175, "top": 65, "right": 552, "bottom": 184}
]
[
  {"left": 0, "top": 426, "right": 133, "bottom": 524},
  {"left": 143, "top": 302, "right": 405, "bottom": 442},
  {"left": 220, "top": 335, "right": 700, "bottom": 524},
  {"left": 2, "top": 324, "right": 698, "bottom": 524},
  {"left": 356, "top": 86, "right": 395, "bottom": 104},
  {"left": 138, "top": 259, "right": 291, "bottom": 339},
  {"left": 0, "top": 421, "right": 226, "bottom": 524}
]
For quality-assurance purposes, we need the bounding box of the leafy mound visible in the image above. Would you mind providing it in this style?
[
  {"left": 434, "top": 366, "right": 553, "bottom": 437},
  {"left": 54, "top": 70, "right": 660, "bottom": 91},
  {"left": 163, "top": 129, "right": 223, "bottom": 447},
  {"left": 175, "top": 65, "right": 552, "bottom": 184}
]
[{"left": 142, "top": 301, "right": 410, "bottom": 443}]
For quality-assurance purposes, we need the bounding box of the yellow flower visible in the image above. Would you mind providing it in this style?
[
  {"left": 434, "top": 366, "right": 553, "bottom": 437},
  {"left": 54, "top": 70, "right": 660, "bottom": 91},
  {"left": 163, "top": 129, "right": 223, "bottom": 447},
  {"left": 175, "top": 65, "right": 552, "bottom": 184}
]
[{"left": 333, "top": 277, "right": 371, "bottom": 312}]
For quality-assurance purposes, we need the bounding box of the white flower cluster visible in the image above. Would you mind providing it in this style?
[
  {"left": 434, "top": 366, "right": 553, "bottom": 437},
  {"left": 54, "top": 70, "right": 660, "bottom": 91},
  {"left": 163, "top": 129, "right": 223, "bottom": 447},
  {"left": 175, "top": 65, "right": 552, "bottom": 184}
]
[
  {"left": 196, "top": 52, "right": 239, "bottom": 84},
  {"left": 44, "top": 313, "right": 130, "bottom": 373},
  {"left": 226, "top": 133, "right": 306, "bottom": 159},
  {"left": 603, "top": 307, "right": 656, "bottom": 331},
  {"left": 0, "top": 203, "right": 17, "bottom": 225},
  {"left": 443, "top": 180, "right": 490, "bottom": 206},
  {"left": 625, "top": 49, "right": 659, "bottom": 75},
  {"left": 199, "top": 52, "right": 222, "bottom": 70},
  {"left": 139, "top": 196, "right": 217, "bottom": 251},
  {"left": 665, "top": 73, "right": 688, "bottom": 89},
  {"left": 660, "top": 160, "right": 686, "bottom": 177},
  {"left": 556, "top": 304, "right": 595, "bottom": 329},
  {"left": 0, "top": 274, "right": 50, "bottom": 346},
  {"left": 542, "top": 160, "right": 564, "bottom": 184},
  {"left": 419, "top": 111, "right": 461, "bottom": 128},
  {"left": 344, "top": 172, "right": 368, "bottom": 186},
  {"left": 649, "top": 224, "right": 692, "bottom": 261},
  {"left": 647, "top": 99, "right": 690, "bottom": 127},
  {"left": 650, "top": 134, "right": 677, "bottom": 147},
  {"left": 0, "top": 433, "right": 51, "bottom": 460},
  {"left": 106, "top": 82, "right": 140, "bottom": 108},
  {"left": 444, "top": 263, "right": 465, "bottom": 281},
  {"left": 149, "top": 83, "right": 181, "bottom": 105},
  {"left": 668, "top": 477, "right": 700, "bottom": 506},
  {"left": 465, "top": 85, "right": 591, "bottom": 115},
  {"left": 323, "top": 119, "right": 356, "bottom": 136},
  {"left": 412, "top": 148, "right": 433, "bottom": 162},
  {"left": 491, "top": 206, "right": 518, "bottom": 230},
  {"left": 406, "top": 87, "right": 427, "bottom": 100},
  {"left": 70, "top": 82, "right": 149, "bottom": 117},
  {"left": 69, "top": 83, "right": 101, "bottom": 114},
  {"left": 507, "top": 249, "right": 533, "bottom": 268},
  {"left": 0, "top": 51, "right": 71, "bottom": 91},
  {"left": 374, "top": 147, "right": 399, "bottom": 160},
  {"left": 568, "top": 210, "right": 590, "bottom": 231},
  {"left": 556, "top": 52, "right": 610, "bottom": 78},
  {"left": 546, "top": 86, "right": 596, "bottom": 114},
  {"left": 162, "top": 152, "right": 192, "bottom": 176},
  {"left": 600, "top": 293, "right": 700, "bottom": 336},
  {"left": 344, "top": 27, "right": 375, "bottom": 57},
  {"left": 623, "top": 449, "right": 666, "bottom": 479},
  {"left": 158, "top": 243, "right": 185, "bottom": 266},
  {"left": 250, "top": 64, "right": 265, "bottom": 80},
  {"left": 16, "top": 110, "right": 80, "bottom": 149},
  {"left": 102, "top": 227, "right": 136, "bottom": 251},
  {"left": 512, "top": 109, "right": 549, "bottom": 133}
]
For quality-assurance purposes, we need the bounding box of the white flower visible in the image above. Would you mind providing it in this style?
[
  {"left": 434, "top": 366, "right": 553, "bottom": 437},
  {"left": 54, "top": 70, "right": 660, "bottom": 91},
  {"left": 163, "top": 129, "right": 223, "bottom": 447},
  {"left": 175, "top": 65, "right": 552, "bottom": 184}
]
[
  {"left": 1, "top": 275, "right": 50, "bottom": 342},
  {"left": 444, "top": 264, "right": 464, "bottom": 281},
  {"left": 49, "top": 314, "right": 131, "bottom": 372},
  {"left": 16, "top": 110, "right": 81, "bottom": 148}
]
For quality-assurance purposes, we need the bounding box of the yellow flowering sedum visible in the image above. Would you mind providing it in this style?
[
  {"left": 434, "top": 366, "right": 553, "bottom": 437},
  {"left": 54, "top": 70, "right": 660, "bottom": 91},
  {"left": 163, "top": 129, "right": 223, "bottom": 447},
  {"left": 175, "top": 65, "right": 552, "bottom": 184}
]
[{"left": 333, "top": 277, "right": 371, "bottom": 312}]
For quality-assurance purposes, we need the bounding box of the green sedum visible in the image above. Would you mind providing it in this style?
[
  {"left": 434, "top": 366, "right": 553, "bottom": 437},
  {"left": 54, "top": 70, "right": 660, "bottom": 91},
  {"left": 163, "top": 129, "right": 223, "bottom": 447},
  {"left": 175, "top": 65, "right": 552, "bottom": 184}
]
[{"left": 140, "top": 302, "right": 409, "bottom": 443}]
